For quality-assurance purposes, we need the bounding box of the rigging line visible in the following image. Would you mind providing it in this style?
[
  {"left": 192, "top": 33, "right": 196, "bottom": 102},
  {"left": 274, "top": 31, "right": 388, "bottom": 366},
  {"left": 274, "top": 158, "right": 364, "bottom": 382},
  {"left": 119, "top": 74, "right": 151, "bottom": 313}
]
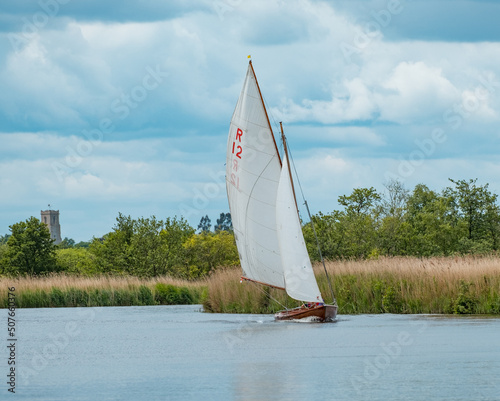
[
  {"left": 304, "top": 199, "right": 337, "bottom": 306},
  {"left": 260, "top": 93, "right": 283, "bottom": 147},
  {"left": 285, "top": 139, "right": 307, "bottom": 203},
  {"left": 247, "top": 279, "right": 289, "bottom": 311}
]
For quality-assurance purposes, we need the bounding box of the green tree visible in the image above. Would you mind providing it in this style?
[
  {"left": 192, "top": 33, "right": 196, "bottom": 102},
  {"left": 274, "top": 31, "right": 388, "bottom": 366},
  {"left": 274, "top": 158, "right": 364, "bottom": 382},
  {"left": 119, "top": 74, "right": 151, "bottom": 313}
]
[
  {"left": 338, "top": 187, "right": 381, "bottom": 216},
  {"left": 338, "top": 187, "right": 380, "bottom": 258},
  {"left": 0, "top": 217, "right": 58, "bottom": 275},
  {"left": 215, "top": 213, "right": 232, "bottom": 232},
  {"left": 128, "top": 216, "right": 166, "bottom": 277},
  {"left": 484, "top": 203, "right": 500, "bottom": 251},
  {"left": 446, "top": 178, "right": 497, "bottom": 241},
  {"left": 304, "top": 181, "right": 500, "bottom": 260},
  {"left": 379, "top": 180, "right": 409, "bottom": 219},
  {"left": 304, "top": 188, "right": 380, "bottom": 260},
  {"left": 377, "top": 180, "right": 411, "bottom": 255},
  {"left": 406, "top": 184, "right": 464, "bottom": 256},
  {"left": 58, "top": 237, "right": 76, "bottom": 249},
  {"left": 161, "top": 216, "right": 195, "bottom": 276},
  {"left": 0, "top": 234, "right": 10, "bottom": 245},
  {"left": 338, "top": 212, "right": 378, "bottom": 258},
  {"left": 303, "top": 212, "right": 339, "bottom": 261},
  {"left": 0, "top": 234, "right": 9, "bottom": 263},
  {"left": 183, "top": 231, "right": 239, "bottom": 278},
  {"left": 128, "top": 215, "right": 194, "bottom": 277},
  {"left": 198, "top": 215, "right": 211, "bottom": 233},
  {"left": 56, "top": 248, "right": 97, "bottom": 275},
  {"left": 89, "top": 214, "right": 194, "bottom": 277},
  {"left": 89, "top": 213, "right": 135, "bottom": 274},
  {"left": 0, "top": 244, "right": 7, "bottom": 262},
  {"left": 75, "top": 241, "right": 91, "bottom": 248}
]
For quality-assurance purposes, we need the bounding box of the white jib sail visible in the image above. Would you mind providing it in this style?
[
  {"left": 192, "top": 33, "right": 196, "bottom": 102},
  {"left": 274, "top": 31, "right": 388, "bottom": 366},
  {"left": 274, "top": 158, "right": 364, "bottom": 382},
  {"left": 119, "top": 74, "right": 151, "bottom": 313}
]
[
  {"left": 226, "top": 62, "right": 285, "bottom": 289},
  {"left": 276, "top": 154, "right": 324, "bottom": 303}
]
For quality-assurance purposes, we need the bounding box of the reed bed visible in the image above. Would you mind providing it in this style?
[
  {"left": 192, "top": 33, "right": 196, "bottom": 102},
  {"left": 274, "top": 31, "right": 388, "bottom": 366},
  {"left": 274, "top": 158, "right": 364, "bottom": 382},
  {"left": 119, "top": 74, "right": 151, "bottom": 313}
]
[
  {"left": 0, "top": 274, "right": 207, "bottom": 308},
  {"left": 203, "top": 256, "right": 500, "bottom": 315},
  {"left": 2, "top": 256, "right": 499, "bottom": 313}
]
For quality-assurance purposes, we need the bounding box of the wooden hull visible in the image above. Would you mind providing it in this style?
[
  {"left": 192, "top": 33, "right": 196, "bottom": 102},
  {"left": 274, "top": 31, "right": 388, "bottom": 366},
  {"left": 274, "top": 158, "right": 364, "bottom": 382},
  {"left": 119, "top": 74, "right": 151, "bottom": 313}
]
[{"left": 274, "top": 304, "right": 337, "bottom": 322}]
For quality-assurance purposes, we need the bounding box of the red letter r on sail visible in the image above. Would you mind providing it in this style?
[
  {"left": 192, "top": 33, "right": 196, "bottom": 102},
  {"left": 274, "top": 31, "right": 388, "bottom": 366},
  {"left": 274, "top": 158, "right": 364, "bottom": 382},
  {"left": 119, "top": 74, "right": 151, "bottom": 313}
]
[{"left": 236, "top": 128, "right": 243, "bottom": 142}]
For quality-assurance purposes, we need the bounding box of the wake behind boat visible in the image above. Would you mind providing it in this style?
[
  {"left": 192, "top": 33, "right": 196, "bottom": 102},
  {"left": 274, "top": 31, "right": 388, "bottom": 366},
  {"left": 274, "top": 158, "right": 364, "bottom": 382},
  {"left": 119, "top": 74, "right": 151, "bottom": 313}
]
[{"left": 225, "top": 59, "right": 337, "bottom": 322}]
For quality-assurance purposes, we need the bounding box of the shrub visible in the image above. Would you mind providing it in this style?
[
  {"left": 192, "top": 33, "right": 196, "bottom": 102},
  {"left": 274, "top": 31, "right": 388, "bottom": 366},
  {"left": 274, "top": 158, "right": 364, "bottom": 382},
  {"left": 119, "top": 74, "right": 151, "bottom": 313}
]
[
  {"left": 177, "top": 287, "right": 193, "bottom": 304},
  {"left": 50, "top": 288, "right": 65, "bottom": 307},
  {"left": 137, "top": 285, "right": 154, "bottom": 305},
  {"left": 155, "top": 283, "right": 179, "bottom": 304},
  {"left": 453, "top": 281, "right": 477, "bottom": 314}
]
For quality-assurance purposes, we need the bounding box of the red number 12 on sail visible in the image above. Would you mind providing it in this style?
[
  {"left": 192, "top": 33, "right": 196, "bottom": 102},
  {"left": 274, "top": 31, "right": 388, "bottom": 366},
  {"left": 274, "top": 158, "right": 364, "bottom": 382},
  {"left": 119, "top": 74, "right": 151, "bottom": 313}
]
[
  {"left": 232, "top": 128, "right": 243, "bottom": 159},
  {"left": 232, "top": 142, "right": 242, "bottom": 159}
]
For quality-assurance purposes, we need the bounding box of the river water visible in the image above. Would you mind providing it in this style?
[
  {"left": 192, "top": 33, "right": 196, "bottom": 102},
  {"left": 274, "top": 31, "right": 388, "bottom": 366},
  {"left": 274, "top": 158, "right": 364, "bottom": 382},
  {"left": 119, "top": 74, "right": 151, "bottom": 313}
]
[{"left": 4, "top": 305, "right": 499, "bottom": 400}]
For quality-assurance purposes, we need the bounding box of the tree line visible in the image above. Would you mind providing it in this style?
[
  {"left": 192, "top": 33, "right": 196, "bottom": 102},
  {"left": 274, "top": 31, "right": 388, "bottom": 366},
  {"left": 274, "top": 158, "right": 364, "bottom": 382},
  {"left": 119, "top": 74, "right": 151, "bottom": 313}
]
[
  {"left": 303, "top": 178, "right": 500, "bottom": 260},
  {"left": 0, "top": 178, "right": 499, "bottom": 278},
  {"left": 0, "top": 213, "right": 237, "bottom": 278}
]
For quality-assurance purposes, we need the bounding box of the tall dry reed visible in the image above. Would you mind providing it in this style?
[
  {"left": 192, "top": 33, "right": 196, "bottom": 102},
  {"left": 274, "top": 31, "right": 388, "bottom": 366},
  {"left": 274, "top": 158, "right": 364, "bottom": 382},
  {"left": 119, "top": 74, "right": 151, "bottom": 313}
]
[
  {"left": 0, "top": 274, "right": 207, "bottom": 308},
  {"left": 2, "top": 256, "right": 499, "bottom": 313},
  {"left": 204, "top": 256, "right": 500, "bottom": 314}
]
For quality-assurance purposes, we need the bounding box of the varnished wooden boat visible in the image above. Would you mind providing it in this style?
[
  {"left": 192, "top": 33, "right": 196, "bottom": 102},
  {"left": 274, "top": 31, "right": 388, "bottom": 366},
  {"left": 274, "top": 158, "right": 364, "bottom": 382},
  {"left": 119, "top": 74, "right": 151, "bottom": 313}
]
[{"left": 275, "top": 304, "right": 338, "bottom": 322}]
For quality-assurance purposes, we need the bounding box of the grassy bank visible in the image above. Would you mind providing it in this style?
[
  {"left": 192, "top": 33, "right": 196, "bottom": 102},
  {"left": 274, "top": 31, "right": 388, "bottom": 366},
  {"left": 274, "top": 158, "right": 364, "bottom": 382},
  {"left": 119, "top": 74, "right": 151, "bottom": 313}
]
[
  {"left": 203, "top": 256, "right": 500, "bottom": 315},
  {"left": 2, "top": 256, "right": 499, "bottom": 314},
  {"left": 0, "top": 275, "right": 206, "bottom": 308}
]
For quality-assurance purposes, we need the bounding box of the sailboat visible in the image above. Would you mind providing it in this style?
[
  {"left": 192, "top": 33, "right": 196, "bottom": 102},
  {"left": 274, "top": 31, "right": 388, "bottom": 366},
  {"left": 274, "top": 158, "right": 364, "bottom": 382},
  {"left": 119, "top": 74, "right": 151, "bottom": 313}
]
[{"left": 225, "top": 60, "right": 337, "bottom": 322}]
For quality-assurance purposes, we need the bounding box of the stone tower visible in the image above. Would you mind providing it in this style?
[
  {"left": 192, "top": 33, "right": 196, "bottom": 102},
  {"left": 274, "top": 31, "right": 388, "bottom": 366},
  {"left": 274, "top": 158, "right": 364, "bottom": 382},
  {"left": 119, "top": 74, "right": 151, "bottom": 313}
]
[{"left": 41, "top": 208, "right": 62, "bottom": 245}]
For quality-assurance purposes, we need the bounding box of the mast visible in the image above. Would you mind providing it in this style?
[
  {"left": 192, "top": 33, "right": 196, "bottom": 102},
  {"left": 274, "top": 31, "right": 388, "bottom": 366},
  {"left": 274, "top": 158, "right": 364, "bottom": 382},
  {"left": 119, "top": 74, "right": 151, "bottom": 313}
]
[
  {"left": 249, "top": 60, "right": 282, "bottom": 166},
  {"left": 280, "top": 122, "right": 298, "bottom": 214}
]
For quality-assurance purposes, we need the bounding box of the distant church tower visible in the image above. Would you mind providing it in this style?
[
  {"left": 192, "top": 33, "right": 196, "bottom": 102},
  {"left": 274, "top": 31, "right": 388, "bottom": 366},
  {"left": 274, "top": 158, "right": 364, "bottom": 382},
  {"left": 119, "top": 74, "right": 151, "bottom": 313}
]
[{"left": 41, "top": 207, "right": 62, "bottom": 245}]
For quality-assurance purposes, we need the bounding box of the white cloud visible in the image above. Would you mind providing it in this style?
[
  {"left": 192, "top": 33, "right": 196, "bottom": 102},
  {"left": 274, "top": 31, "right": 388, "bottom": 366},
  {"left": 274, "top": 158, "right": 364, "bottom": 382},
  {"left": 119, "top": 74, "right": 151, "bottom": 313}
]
[
  {"left": 376, "top": 61, "right": 459, "bottom": 124},
  {"left": 1, "top": 1, "right": 500, "bottom": 241},
  {"left": 274, "top": 60, "right": 465, "bottom": 125},
  {"left": 274, "top": 77, "right": 377, "bottom": 124}
]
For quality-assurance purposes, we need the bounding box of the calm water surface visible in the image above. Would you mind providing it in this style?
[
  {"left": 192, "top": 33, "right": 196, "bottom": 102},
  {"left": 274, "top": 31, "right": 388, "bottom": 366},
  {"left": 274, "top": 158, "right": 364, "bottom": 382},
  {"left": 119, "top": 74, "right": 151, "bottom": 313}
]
[{"left": 4, "top": 305, "right": 499, "bottom": 400}]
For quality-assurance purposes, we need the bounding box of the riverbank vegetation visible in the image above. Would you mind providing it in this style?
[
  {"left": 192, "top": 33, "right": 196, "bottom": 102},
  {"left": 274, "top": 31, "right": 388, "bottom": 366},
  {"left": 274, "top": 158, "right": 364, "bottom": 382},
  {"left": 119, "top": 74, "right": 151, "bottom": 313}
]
[
  {"left": 204, "top": 256, "right": 500, "bottom": 315},
  {"left": 3, "top": 255, "right": 497, "bottom": 314},
  {"left": 1, "top": 179, "right": 499, "bottom": 313},
  {"left": 0, "top": 274, "right": 205, "bottom": 308}
]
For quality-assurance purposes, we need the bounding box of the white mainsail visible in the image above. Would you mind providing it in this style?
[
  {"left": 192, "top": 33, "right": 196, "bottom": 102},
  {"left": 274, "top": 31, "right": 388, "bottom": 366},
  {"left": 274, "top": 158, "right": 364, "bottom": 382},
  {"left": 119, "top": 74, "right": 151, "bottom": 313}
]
[
  {"left": 276, "top": 153, "right": 324, "bottom": 303},
  {"left": 226, "top": 62, "right": 285, "bottom": 289}
]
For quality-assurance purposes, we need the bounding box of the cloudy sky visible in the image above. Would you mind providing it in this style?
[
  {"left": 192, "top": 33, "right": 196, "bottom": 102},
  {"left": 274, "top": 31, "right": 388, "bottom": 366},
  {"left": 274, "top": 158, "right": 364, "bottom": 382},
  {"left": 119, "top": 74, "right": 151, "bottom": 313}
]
[{"left": 1, "top": 0, "right": 499, "bottom": 242}]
